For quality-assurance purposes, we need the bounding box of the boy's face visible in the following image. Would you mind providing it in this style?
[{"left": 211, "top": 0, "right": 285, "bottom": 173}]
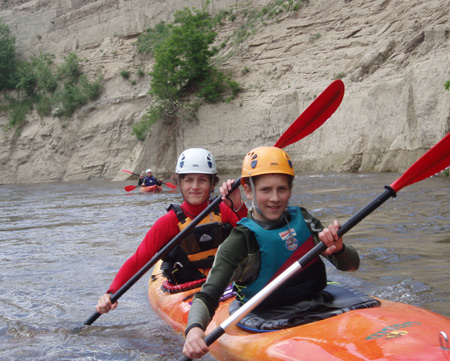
[{"left": 244, "top": 174, "right": 292, "bottom": 222}]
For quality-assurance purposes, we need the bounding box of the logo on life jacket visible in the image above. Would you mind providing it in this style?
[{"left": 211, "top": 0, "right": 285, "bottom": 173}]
[
  {"left": 199, "top": 234, "right": 213, "bottom": 243},
  {"left": 280, "top": 228, "right": 298, "bottom": 251}
]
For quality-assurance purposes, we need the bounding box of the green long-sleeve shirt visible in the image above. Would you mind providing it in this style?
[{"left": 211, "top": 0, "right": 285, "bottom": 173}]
[{"left": 185, "top": 207, "right": 360, "bottom": 334}]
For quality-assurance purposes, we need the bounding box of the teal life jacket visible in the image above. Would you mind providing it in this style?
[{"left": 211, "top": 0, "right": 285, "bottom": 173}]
[{"left": 236, "top": 206, "right": 327, "bottom": 308}]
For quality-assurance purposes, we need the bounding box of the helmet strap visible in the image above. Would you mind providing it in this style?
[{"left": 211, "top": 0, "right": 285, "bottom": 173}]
[{"left": 249, "top": 177, "right": 264, "bottom": 218}]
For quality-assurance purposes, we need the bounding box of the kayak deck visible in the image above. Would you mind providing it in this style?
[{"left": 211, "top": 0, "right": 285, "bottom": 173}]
[{"left": 148, "top": 261, "right": 450, "bottom": 361}]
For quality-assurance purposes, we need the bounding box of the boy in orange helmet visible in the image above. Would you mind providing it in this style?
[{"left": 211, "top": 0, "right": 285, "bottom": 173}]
[{"left": 183, "top": 146, "right": 360, "bottom": 359}]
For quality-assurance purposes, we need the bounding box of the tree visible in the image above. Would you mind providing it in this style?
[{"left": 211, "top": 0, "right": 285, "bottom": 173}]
[
  {"left": 149, "top": 8, "right": 217, "bottom": 108},
  {"left": 133, "top": 7, "right": 241, "bottom": 139}
]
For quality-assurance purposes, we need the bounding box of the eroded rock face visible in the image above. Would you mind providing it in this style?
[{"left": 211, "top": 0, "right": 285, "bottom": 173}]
[{"left": 0, "top": 0, "right": 449, "bottom": 184}]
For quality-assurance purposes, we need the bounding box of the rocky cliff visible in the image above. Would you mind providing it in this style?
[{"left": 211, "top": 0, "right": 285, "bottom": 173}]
[{"left": 1, "top": 0, "right": 449, "bottom": 184}]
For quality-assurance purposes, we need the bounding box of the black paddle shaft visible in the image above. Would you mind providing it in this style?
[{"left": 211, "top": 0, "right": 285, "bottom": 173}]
[
  {"left": 298, "top": 185, "right": 397, "bottom": 268},
  {"left": 84, "top": 178, "right": 242, "bottom": 326}
]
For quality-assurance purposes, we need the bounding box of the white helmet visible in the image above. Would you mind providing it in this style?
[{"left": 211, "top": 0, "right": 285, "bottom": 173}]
[
  {"left": 175, "top": 148, "right": 217, "bottom": 174},
  {"left": 146, "top": 169, "right": 152, "bottom": 173}
]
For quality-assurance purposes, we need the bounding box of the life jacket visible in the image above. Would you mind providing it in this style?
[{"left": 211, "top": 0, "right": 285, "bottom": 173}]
[
  {"left": 161, "top": 203, "right": 232, "bottom": 285},
  {"left": 235, "top": 206, "right": 327, "bottom": 308},
  {"left": 143, "top": 175, "right": 158, "bottom": 186}
]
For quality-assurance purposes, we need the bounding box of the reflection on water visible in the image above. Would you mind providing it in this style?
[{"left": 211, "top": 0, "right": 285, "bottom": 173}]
[{"left": 0, "top": 174, "right": 449, "bottom": 360}]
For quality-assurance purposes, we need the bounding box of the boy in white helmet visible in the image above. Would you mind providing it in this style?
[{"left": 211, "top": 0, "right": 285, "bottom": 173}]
[
  {"left": 96, "top": 148, "right": 247, "bottom": 314},
  {"left": 183, "top": 147, "right": 360, "bottom": 359},
  {"left": 142, "top": 169, "right": 162, "bottom": 187}
]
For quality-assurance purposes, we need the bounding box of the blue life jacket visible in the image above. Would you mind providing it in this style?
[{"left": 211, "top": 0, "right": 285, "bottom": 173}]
[
  {"left": 236, "top": 206, "right": 327, "bottom": 308},
  {"left": 143, "top": 175, "right": 158, "bottom": 186}
]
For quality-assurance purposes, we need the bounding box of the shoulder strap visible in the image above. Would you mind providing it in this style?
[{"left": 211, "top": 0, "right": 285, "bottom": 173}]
[{"left": 167, "top": 203, "right": 187, "bottom": 224}]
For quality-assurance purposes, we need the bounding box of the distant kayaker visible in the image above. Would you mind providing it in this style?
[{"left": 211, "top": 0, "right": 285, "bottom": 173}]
[
  {"left": 96, "top": 148, "right": 247, "bottom": 315},
  {"left": 137, "top": 171, "right": 144, "bottom": 186},
  {"left": 182, "top": 146, "right": 360, "bottom": 359},
  {"left": 142, "top": 169, "right": 162, "bottom": 187}
]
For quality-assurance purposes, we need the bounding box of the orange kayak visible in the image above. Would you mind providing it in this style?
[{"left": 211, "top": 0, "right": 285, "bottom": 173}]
[
  {"left": 139, "top": 185, "right": 163, "bottom": 193},
  {"left": 148, "top": 260, "right": 450, "bottom": 361}
]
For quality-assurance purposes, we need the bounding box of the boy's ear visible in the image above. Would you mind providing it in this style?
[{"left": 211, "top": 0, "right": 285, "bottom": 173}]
[{"left": 243, "top": 184, "right": 253, "bottom": 200}]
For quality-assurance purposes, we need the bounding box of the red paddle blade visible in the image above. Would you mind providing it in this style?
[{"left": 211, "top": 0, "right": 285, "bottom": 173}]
[
  {"left": 165, "top": 182, "right": 177, "bottom": 189},
  {"left": 124, "top": 185, "right": 138, "bottom": 192},
  {"left": 274, "top": 80, "right": 345, "bottom": 148},
  {"left": 390, "top": 131, "right": 450, "bottom": 192},
  {"left": 121, "top": 169, "right": 134, "bottom": 174}
]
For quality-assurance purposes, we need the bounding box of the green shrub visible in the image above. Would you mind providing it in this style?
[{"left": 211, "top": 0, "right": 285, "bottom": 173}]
[
  {"left": 197, "top": 68, "right": 228, "bottom": 103},
  {"left": 15, "top": 61, "right": 38, "bottom": 96},
  {"left": 51, "top": 73, "right": 101, "bottom": 117},
  {"left": 226, "top": 78, "right": 241, "bottom": 98},
  {"left": 444, "top": 79, "right": 450, "bottom": 91},
  {"left": 120, "top": 70, "right": 130, "bottom": 79},
  {"left": 132, "top": 105, "right": 162, "bottom": 140},
  {"left": 7, "top": 98, "right": 32, "bottom": 129},
  {"left": 309, "top": 33, "right": 321, "bottom": 42},
  {"left": 79, "top": 74, "right": 102, "bottom": 100},
  {"left": 4, "top": 50, "right": 102, "bottom": 123},
  {"left": 0, "top": 20, "right": 17, "bottom": 90},
  {"left": 56, "top": 53, "right": 80, "bottom": 83},
  {"left": 35, "top": 95, "right": 52, "bottom": 117},
  {"left": 32, "top": 53, "right": 57, "bottom": 93},
  {"left": 52, "top": 83, "right": 87, "bottom": 117}
]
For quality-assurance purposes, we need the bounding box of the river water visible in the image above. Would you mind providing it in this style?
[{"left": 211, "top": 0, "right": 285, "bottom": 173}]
[{"left": 1, "top": 173, "right": 449, "bottom": 360}]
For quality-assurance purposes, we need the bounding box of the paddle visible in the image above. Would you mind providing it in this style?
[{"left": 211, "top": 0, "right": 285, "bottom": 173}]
[
  {"left": 83, "top": 79, "right": 345, "bottom": 326},
  {"left": 121, "top": 169, "right": 141, "bottom": 176},
  {"left": 179, "top": 130, "right": 450, "bottom": 361},
  {"left": 124, "top": 185, "right": 141, "bottom": 192}
]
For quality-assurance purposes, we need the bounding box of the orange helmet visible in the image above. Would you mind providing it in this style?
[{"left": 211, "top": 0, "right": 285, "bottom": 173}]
[{"left": 241, "top": 146, "right": 295, "bottom": 186}]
